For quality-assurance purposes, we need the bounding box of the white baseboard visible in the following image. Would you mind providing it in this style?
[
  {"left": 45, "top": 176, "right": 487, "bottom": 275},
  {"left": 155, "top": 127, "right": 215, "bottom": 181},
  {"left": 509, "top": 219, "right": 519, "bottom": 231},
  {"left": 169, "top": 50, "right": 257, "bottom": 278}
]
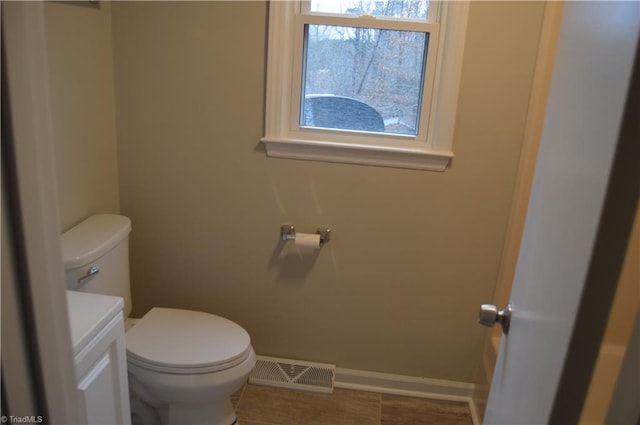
[
  {"left": 469, "top": 399, "right": 482, "bottom": 425},
  {"left": 334, "top": 367, "right": 479, "bottom": 424}
]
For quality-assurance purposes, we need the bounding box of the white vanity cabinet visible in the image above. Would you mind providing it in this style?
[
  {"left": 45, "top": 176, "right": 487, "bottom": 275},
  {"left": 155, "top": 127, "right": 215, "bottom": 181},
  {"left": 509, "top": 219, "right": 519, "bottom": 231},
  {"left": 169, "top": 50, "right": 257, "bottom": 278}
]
[{"left": 67, "top": 291, "right": 131, "bottom": 424}]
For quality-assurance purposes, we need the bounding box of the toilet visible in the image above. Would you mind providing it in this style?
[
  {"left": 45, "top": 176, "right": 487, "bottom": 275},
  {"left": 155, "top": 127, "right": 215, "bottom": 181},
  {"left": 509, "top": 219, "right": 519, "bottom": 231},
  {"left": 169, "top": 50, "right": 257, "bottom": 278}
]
[{"left": 62, "top": 214, "right": 256, "bottom": 425}]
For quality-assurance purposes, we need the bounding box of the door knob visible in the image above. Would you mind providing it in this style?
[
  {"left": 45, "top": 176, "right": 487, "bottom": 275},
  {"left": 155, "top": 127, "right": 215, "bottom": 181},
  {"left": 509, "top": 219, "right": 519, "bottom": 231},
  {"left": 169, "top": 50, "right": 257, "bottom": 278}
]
[{"left": 478, "top": 303, "right": 513, "bottom": 334}]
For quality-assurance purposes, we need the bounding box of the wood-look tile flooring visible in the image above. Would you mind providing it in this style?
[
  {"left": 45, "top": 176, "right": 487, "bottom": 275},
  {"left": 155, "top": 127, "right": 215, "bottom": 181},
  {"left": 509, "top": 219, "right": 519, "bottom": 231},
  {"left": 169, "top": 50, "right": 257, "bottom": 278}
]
[{"left": 231, "top": 383, "right": 473, "bottom": 425}]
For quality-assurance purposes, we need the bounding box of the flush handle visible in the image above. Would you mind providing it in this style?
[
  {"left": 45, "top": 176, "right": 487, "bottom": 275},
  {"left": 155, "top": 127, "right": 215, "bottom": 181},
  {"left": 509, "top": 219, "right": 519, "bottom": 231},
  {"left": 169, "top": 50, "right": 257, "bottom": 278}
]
[
  {"left": 77, "top": 266, "right": 100, "bottom": 285},
  {"left": 478, "top": 303, "right": 513, "bottom": 335}
]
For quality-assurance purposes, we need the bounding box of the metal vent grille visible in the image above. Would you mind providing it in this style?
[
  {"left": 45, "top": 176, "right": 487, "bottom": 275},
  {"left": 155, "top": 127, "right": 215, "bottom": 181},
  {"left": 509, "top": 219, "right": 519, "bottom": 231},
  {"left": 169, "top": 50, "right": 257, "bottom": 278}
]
[{"left": 249, "top": 356, "right": 335, "bottom": 394}]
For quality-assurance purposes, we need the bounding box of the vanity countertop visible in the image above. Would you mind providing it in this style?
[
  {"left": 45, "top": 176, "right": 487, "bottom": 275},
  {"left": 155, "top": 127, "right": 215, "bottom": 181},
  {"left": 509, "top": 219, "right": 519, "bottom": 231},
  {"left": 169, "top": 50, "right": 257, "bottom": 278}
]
[{"left": 66, "top": 290, "right": 124, "bottom": 356}]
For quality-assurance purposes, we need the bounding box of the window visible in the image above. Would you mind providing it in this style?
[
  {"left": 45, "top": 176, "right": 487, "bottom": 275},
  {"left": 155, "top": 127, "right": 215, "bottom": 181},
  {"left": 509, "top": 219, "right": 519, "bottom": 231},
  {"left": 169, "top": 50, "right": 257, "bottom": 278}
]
[{"left": 261, "top": 0, "right": 469, "bottom": 171}]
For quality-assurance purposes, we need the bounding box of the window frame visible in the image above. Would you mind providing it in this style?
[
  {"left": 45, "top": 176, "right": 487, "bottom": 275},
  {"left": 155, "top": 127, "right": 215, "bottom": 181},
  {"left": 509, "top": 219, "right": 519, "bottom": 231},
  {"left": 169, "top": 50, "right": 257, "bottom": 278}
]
[{"left": 261, "top": 0, "right": 469, "bottom": 171}]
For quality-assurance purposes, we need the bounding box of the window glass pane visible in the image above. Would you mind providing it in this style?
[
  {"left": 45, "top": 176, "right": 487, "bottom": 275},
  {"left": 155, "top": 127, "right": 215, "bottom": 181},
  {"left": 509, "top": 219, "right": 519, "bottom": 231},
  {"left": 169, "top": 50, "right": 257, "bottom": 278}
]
[
  {"left": 310, "top": 0, "right": 429, "bottom": 20},
  {"left": 301, "top": 24, "right": 428, "bottom": 135}
]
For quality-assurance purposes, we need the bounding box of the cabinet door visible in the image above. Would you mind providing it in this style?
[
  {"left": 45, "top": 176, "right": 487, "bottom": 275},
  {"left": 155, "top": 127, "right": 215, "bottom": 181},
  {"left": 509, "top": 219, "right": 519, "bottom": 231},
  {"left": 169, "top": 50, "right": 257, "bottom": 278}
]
[{"left": 75, "top": 314, "right": 131, "bottom": 425}]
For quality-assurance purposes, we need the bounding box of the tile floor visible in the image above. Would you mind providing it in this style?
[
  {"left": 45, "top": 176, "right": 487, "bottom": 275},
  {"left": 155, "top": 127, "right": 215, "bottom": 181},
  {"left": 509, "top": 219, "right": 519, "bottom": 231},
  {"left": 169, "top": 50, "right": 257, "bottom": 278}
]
[{"left": 231, "top": 383, "right": 474, "bottom": 425}]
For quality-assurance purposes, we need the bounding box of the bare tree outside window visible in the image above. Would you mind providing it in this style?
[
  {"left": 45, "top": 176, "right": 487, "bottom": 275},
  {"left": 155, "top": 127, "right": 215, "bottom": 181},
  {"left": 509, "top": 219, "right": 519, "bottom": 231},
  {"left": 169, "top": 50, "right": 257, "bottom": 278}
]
[
  {"left": 310, "top": 0, "right": 429, "bottom": 20},
  {"left": 302, "top": 0, "right": 430, "bottom": 135}
]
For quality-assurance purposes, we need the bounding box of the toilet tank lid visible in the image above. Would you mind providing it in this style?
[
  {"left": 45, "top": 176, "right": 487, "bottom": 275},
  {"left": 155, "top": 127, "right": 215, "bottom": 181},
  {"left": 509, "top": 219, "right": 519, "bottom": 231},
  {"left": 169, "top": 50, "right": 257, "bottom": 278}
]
[{"left": 61, "top": 214, "right": 131, "bottom": 269}]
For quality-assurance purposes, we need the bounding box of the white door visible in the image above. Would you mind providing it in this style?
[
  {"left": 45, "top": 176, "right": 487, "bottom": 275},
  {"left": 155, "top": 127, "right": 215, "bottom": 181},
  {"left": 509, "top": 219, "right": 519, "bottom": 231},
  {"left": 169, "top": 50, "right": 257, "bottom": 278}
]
[{"left": 484, "top": 2, "right": 639, "bottom": 425}]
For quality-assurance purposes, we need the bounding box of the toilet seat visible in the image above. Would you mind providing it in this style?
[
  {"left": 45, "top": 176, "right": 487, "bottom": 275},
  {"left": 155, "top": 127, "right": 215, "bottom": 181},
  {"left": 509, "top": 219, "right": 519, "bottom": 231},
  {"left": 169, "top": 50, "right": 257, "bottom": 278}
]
[{"left": 126, "top": 308, "right": 252, "bottom": 375}]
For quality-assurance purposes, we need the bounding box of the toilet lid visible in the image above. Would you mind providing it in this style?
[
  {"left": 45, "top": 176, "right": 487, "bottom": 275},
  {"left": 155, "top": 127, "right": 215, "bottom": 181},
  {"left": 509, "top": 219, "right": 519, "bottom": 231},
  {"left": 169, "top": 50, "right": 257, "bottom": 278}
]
[{"left": 126, "top": 308, "right": 252, "bottom": 374}]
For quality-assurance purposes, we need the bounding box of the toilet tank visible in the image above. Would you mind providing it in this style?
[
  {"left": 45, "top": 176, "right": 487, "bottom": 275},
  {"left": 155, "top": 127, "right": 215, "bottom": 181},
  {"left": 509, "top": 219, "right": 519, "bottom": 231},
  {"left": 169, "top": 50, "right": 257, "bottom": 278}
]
[{"left": 62, "top": 214, "right": 133, "bottom": 318}]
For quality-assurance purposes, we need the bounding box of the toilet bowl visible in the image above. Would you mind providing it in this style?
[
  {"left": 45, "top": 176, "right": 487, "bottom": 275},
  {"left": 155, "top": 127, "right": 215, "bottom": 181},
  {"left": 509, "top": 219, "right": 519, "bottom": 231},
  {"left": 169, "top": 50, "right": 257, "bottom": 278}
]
[
  {"left": 61, "top": 214, "right": 256, "bottom": 425},
  {"left": 126, "top": 308, "right": 256, "bottom": 425}
]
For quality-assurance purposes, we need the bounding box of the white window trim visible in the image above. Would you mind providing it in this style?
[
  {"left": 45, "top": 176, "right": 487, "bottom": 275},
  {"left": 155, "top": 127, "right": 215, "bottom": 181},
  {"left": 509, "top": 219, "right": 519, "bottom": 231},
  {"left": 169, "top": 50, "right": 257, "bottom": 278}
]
[{"left": 261, "top": 1, "right": 469, "bottom": 171}]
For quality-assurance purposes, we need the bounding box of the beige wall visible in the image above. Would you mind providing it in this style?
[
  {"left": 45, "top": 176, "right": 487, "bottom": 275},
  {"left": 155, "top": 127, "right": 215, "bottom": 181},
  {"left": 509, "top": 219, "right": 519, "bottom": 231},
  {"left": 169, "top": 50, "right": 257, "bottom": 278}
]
[
  {"left": 111, "top": 1, "right": 544, "bottom": 382},
  {"left": 44, "top": 1, "right": 120, "bottom": 232}
]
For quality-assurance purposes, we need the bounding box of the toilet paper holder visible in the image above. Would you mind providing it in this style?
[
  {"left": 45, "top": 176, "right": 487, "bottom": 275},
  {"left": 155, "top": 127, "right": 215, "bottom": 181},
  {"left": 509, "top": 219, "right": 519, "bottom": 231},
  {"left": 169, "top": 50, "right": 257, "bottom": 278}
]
[{"left": 281, "top": 224, "right": 331, "bottom": 246}]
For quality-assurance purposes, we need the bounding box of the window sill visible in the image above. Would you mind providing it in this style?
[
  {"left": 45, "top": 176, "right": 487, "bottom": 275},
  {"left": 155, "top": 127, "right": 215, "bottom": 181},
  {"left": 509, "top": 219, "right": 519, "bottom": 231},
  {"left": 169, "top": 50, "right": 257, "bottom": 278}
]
[{"left": 260, "top": 137, "right": 452, "bottom": 171}]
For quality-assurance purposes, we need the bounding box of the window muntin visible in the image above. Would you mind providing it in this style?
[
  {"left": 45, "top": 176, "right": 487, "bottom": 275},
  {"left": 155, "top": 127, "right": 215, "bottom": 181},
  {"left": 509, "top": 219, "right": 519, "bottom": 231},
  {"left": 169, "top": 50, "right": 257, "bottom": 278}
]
[{"left": 301, "top": 24, "right": 429, "bottom": 135}]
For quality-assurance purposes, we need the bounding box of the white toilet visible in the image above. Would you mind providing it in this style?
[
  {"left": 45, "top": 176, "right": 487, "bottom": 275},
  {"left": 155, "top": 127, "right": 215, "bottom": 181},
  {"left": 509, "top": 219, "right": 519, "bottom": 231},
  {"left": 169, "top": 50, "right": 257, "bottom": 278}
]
[{"left": 62, "top": 214, "right": 256, "bottom": 425}]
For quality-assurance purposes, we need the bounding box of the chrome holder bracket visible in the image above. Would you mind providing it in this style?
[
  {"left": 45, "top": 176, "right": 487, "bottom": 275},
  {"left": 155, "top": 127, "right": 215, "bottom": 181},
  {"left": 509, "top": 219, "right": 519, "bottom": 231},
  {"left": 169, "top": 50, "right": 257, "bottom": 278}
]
[{"left": 281, "top": 224, "right": 331, "bottom": 246}]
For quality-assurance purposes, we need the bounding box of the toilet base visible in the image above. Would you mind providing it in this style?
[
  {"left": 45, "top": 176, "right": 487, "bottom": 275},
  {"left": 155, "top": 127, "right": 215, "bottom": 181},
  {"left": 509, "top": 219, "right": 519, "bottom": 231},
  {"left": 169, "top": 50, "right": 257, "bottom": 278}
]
[
  {"left": 169, "top": 398, "right": 236, "bottom": 425},
  {"left": 128, "top": 348, "right": 256, "bottom": 425}
]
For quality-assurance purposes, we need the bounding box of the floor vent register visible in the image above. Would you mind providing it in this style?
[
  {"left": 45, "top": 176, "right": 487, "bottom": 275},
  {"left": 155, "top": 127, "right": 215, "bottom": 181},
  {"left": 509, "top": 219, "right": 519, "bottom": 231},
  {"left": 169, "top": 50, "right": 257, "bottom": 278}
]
[{"left": 249, "top": 356, "right": 335, "bottom": 394}]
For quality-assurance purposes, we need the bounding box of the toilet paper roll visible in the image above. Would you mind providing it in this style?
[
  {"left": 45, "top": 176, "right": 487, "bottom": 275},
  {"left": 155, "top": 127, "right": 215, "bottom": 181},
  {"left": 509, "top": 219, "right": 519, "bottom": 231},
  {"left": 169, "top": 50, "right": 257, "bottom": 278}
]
[{"left": 295, "top": 233, "right": 321, "bottom": 249}]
